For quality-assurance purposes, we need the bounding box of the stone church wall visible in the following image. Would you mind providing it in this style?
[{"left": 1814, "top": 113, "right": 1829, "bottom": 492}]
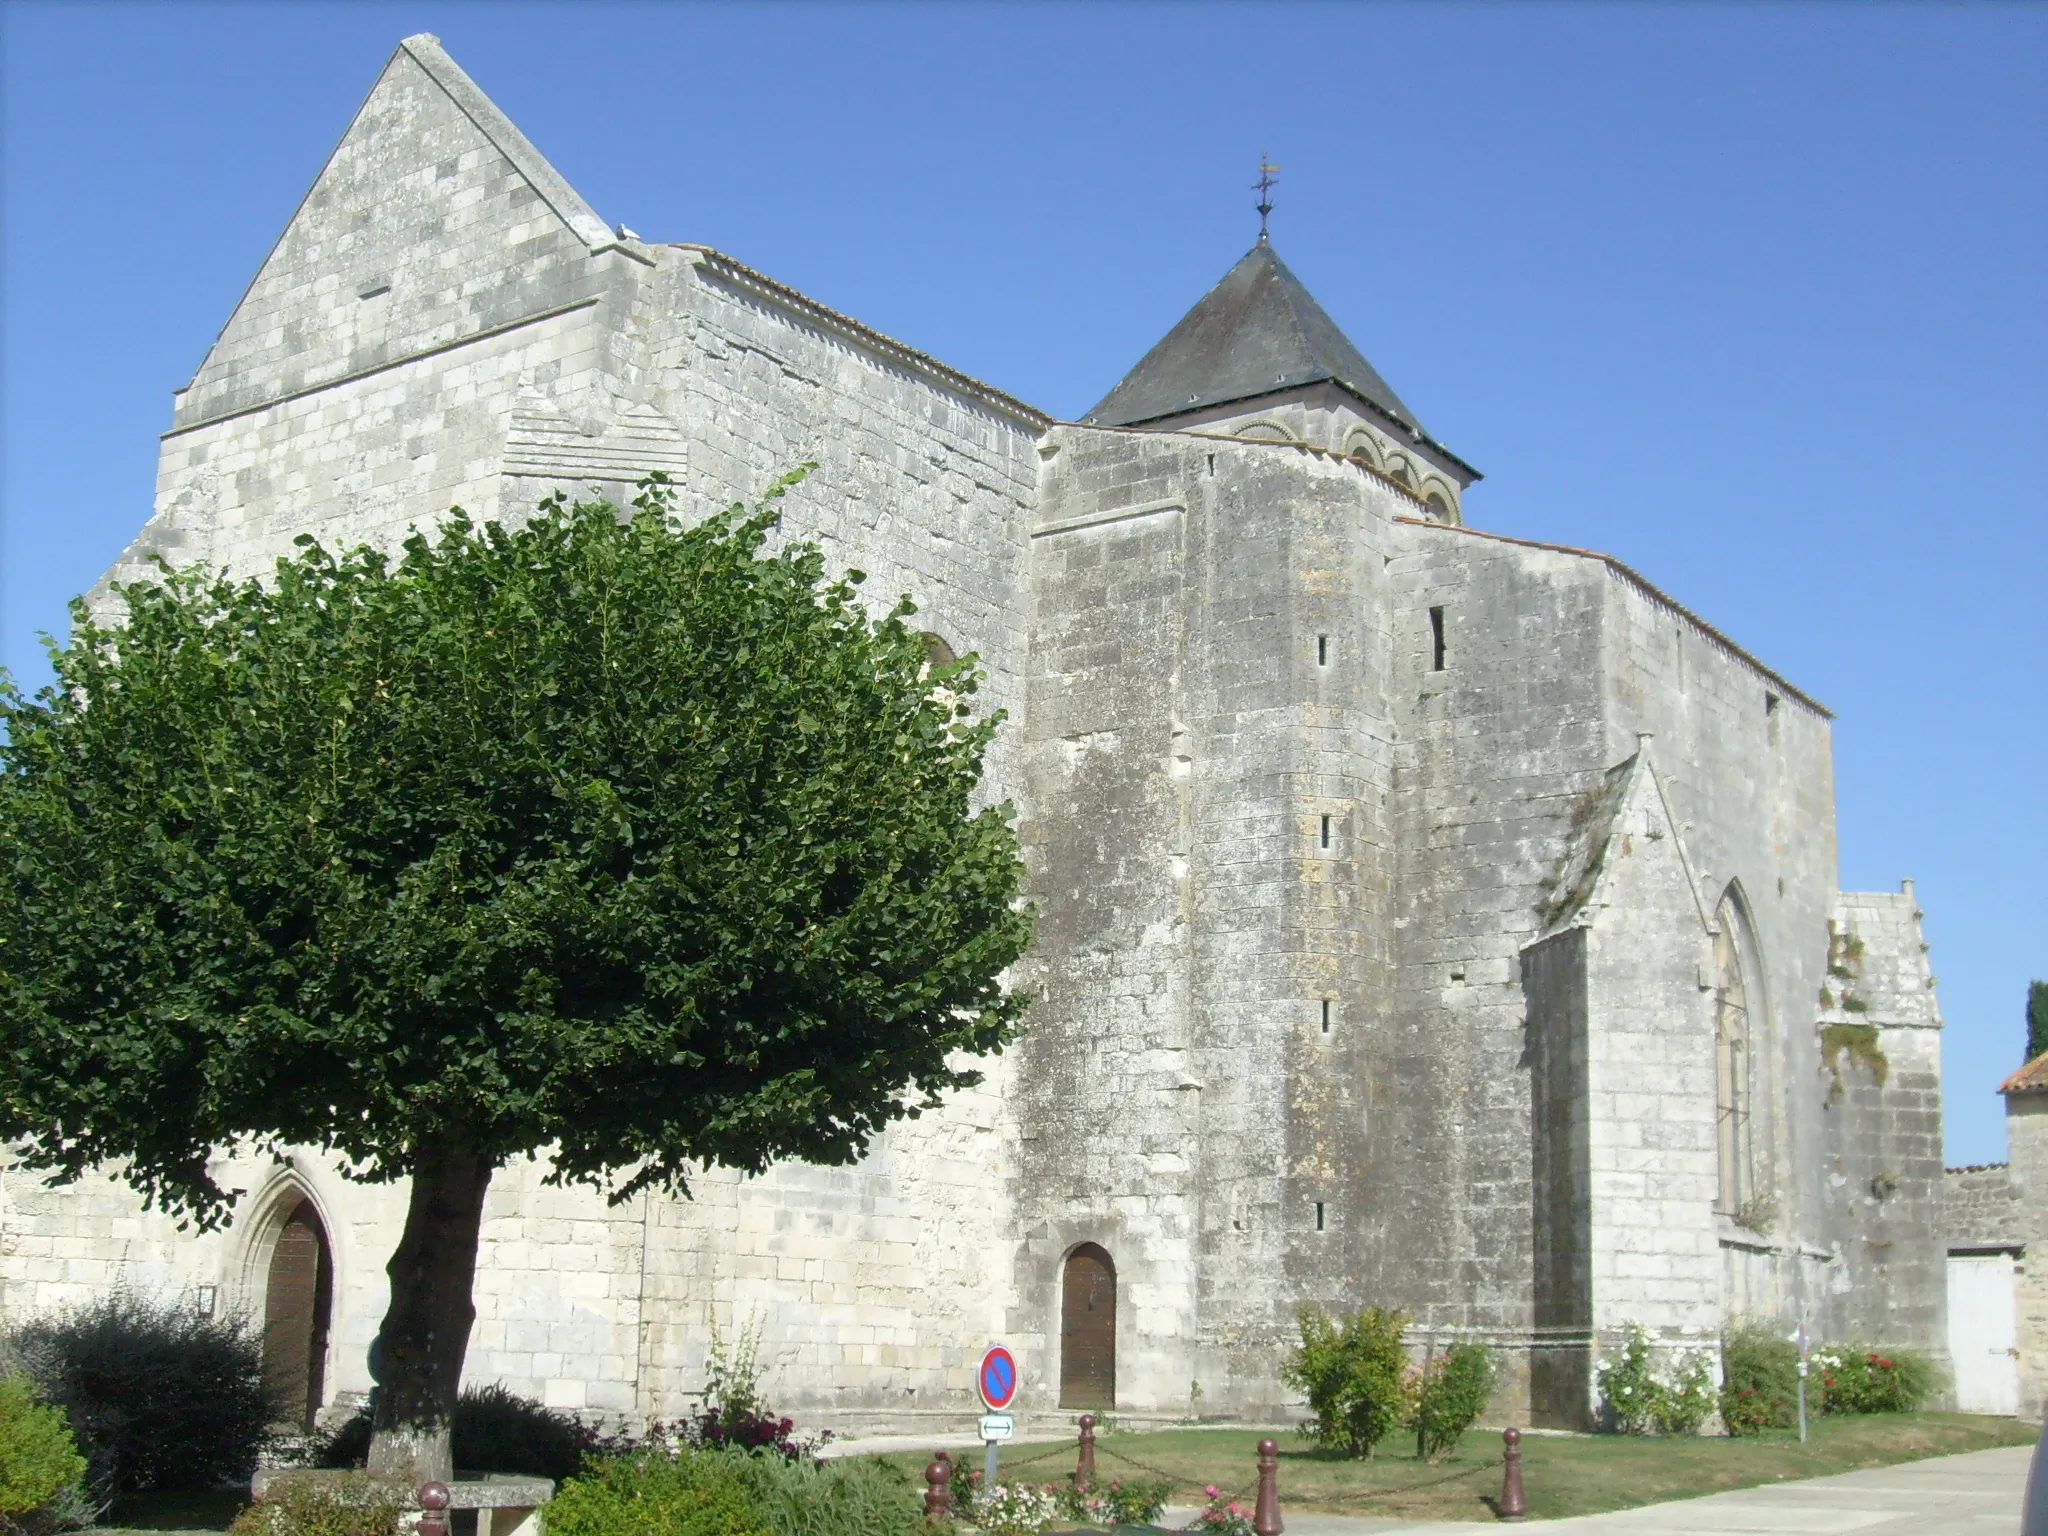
[
  {"left": 20, "top": 33, "right": 1050, "bottom": 1431},
  {"left": 1384, "top": 524, "right": 1609, "bottom": 1420}
]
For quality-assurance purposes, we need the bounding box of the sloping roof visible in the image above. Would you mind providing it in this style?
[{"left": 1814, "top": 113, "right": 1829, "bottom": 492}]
[
  {"left": 1534, "top": 753, "right": 1638, "bottom": 933},
  {"left": 2000, "top": 1050, "right": 2048, "bottom": 1095},
  {"left": 1083, "top": 242, "right": 1421, "bottom": 432}
]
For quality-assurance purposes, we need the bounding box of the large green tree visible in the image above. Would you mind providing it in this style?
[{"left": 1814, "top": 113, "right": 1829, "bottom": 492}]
[
  {"left": 0, "top": 473, "right": 1031, "bottom": 1480},
  {"left": 2028, "top": 979, "right": 2048, "bottom": 1064}
]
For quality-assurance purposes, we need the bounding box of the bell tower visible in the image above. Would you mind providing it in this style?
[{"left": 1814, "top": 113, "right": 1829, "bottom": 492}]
[{"left": 1081, "top": 242, "right": 1479, "bottom": 521}]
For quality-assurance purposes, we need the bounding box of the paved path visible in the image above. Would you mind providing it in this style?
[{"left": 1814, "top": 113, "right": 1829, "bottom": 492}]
[{"left": 1178, "top": 1442, "right": 2037, "bottom": 1534}]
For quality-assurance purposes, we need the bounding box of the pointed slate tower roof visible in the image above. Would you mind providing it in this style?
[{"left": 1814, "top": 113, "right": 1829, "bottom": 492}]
[{"left": 1083, "top": 241, "right": 1421, "bottom": 433}]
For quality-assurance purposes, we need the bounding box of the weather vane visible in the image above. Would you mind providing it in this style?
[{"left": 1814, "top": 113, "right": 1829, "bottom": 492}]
[{"left": 1253, "top": 154, "right": 1279, "bottom": 242}]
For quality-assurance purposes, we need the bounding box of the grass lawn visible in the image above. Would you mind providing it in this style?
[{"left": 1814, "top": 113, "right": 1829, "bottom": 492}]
[{"left": 868, "top": 1413, "right": 2037, "bottom": 1523}]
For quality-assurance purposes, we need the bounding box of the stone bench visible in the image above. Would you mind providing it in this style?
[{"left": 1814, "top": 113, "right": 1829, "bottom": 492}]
[{"left": 251, "top": 1469, "right": 555, "bottom": 1536}]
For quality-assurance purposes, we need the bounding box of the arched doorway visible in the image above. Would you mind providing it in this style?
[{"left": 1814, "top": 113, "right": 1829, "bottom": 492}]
[
  {"left": 261, "top": 1198, "right": 333, "bottom": 1430},
  {"left": 1059, "top": 1244, "right": 1116, "bottom": 1408}
]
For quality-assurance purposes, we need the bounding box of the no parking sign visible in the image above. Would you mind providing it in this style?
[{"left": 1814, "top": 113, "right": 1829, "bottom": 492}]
[{"left": 978, "top": 1344, "right": 1019, "bottom": 1411}]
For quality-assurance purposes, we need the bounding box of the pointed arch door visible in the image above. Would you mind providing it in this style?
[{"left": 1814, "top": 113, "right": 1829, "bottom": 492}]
[{"left": 261, "top": 1199, "right": 334, "bottom": 1429}]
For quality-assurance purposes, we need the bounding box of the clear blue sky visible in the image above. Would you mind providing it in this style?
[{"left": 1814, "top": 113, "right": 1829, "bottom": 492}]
[{"left": 3, "top": 2, "right": 2043, "bottom": 1166}]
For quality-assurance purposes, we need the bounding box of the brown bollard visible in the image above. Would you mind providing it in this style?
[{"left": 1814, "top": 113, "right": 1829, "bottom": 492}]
[
  {"left": 1076, "top": 1414, "right": 1096, "bottom": 1489},
  {"left": 923, "top": 1451, "right": 953, "bottom": 1519},
  {"left": 1253, "top": 1437, "right": 1283, "bottom": 1536},
  {"left": 417, "top": 1483, "right": 451, "bottom": 1536},
  {"left": 1497, "top": 1428, "right": 1528, "bottom": 1522}
]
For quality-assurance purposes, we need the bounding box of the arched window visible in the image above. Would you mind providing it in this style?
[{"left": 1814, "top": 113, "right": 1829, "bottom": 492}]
[
  {"left": 1059, "top": 1244, "right": 1116, "bottom": 1408},
  {"left": 1713, "top": 892, "right": 1765, "bottom": 1218},
  {"left": 1232, "top": 422, "right": 1290, "bottom": 443},
  {"left": 1344, "top": 431, "right": 1383, "bottom": 469},
  {"left": 260, "top": 1197, "right": 334, "bottom": 1430},
  {"left": 1423, "top": 491, "right": 1452, "bottom": 522}
]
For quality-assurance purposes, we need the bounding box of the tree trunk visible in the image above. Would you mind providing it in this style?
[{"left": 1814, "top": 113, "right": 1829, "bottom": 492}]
[{"left": 368, "top": 1140, "right": 496, "bottom": 1484}]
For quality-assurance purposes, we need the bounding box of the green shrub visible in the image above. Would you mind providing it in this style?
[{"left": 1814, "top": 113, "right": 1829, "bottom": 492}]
[
  {"left": 548, "top": 1450, "right": 766, "bottom": 1536},
  {"left": 1414, "top": 1345, "right": 1496, "bottom": 1461},
  {"left": 1281, "top": 1306, "right": 1413, "bottom": 1459},
  {"left": 8, "top": 1294, "right": 272, "bottom": 1498},
  {"left": 1095, "top": 1476, "right": 1173, "bottom": 1526},
  {"left": 314, "top": 1383, "right": 606, "bottom": 1479},
  {"left": 1719, "top": 1323, "right": 1798, "bottom": 1436},
  {"left": 1595, "top": 1325, "right": 1660, "bottom": 1435},
  {"left": 1814, "top": 1347, "right": 1937, "bottom": 1414},
  {"left": 729, "top": 1454, "right": 919, "bottom": 1536},
  {"left": 0, "top": 1376, "right": 87, "bottom": 1518},
  {"left": 224, "top": 1477, "right": 406, "bottom": 1536}
]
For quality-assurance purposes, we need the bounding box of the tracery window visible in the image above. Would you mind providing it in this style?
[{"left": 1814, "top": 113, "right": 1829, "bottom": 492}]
[{"left": 1714, "top": 892, "right": 1763, "bottom": 1216}]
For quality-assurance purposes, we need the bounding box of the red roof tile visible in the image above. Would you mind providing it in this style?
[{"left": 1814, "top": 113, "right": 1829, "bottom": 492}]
[{"left": 1998, "top": 1050, "right": 2048, "bottom": 1095}]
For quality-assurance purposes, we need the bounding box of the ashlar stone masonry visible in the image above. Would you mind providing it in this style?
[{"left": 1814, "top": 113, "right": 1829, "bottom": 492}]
[{"left": 0, "top": 35, "right": 1950, "bottom": 1433}]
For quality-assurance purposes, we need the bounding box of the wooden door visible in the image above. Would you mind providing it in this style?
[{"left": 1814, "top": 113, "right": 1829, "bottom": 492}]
[
  {"left": 1060, "top": 1245, "right": 1116, "bottom": 1408},
  {"left": 261, "top": 1200, "right": 333, "bottom": 1429}
]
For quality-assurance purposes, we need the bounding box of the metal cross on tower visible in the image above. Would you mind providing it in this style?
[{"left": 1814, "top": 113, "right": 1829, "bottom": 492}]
[{"left": 1253, "top": 154, "right": 1279, "bottom": 242}]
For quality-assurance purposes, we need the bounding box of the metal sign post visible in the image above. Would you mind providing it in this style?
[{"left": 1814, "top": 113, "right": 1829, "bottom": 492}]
[
  {"left": 1792, "top": 1322, "right": 1809, "bottom": 1443},
  {"left": 977, "top": 1345, "right": 1020, "bottom": 1487}
]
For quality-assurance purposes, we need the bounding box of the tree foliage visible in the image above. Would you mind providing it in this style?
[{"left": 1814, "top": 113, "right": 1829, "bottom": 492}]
[
  {"left": 0, "top": 471, "right": 1031, "bottom": 1220},
  {"left": 2027, "top": 979, "right": 2048, "bottom": 1064}
]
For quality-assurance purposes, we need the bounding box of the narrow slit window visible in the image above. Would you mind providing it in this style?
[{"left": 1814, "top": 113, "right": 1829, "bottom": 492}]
[
  {"left": 1206, "top": 453, "right": 1216, "bottom": 476},
  {"left": 1319, "top": 814, "right": 1332, "bottom": 849},
  {"left": 1320, "top": 999, "right": 1332, "bottom": 1034},
  {"left": 1317, "top": 634, "right": 1329, "bottom": 666},
  {"left": 1314, "top": 1202, "right": 1326, "bottom": 1232},
  {"left": 1429, "top": 606, "right": 1446, "bottom": 671}
]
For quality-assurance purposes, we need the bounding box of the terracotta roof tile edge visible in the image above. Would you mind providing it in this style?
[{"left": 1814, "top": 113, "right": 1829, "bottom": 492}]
[
  {"left": 1998, "top": 1049, "right": 2048, "bottom": 1095},
  {"left": 671, "top": 246, "right": 1049, "bottom": 430},
  {"left": 1945, "top": 1162, "right": 2011, "bottom": 1174},
  {"left": 1393, "top": 517, "right": 1833, "bottom": 720}
]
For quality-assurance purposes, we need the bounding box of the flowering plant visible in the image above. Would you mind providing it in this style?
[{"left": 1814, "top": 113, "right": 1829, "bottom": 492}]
[
  {"left": 1188, "top": 1485, "right": 1254, "bottom": 1536},
  {"left": 962, "top": 1479, "right": 1066, "bottom": 1536},
  {"left": 1811, "top": 1347, "right": 1932, "bottom": 1415},
  {"left": 1595, "top": 1325, "right": 1661, "bottom": 1435},
  {"left": 1652, "top": 1348, "right": 1715, "bottom": 1436}
]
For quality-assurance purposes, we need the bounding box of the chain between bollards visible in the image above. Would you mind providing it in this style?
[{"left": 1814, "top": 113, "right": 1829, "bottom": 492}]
[
  {"left": 1075, "top": 1414, "right": 1096, "bottom": 1489},
  {"left": 1496, "top": 1428, "right": 1527, "bottom": 1521},
  {"left": 1253, "top": 1437, "right": 1283, "bottom": 1536},
  {"left": 416, "top": 1482, "right": 451, "bottom": 1536}
]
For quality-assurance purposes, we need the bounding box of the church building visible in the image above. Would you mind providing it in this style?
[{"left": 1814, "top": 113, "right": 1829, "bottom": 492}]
[{"left": 0, "top": 35, "right": 1949, "bottom": 1432}]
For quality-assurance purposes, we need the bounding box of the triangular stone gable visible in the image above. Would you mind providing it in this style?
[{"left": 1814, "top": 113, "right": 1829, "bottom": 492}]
[
  {"left": 1537, "top": 739, "right": 1710, "bottom": 940},
  {"left": 174, "top": 35, "right": 612, "bottom": 431}
]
